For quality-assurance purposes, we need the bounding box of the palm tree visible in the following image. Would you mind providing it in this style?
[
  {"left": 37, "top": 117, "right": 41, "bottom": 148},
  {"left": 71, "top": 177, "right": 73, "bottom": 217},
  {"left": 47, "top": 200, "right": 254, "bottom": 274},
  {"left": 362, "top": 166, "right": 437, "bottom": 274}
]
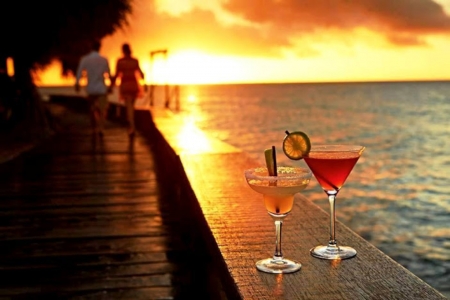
[{"left": 0, "top": 0, "right": 132, "bottom": 136}]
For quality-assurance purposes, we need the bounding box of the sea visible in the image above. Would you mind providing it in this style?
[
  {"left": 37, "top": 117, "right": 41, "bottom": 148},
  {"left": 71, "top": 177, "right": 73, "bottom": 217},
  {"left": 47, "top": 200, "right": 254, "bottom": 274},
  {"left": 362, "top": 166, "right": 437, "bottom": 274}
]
[{"left": 39, "top": 81, "right": 450, "bottom": 297}]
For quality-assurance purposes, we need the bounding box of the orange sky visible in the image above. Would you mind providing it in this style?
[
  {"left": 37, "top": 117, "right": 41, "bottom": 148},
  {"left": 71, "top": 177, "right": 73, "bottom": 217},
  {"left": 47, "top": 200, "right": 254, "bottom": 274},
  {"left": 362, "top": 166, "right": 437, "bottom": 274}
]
[{"left": 36, "top": 0, "right": 450, "bottom": 85}]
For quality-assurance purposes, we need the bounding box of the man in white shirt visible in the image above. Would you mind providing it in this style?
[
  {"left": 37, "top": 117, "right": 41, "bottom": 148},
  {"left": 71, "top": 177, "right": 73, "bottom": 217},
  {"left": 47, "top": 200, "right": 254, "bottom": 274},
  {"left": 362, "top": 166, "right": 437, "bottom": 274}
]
[{"left": 75, "top": 40, "right": 112, "bottom": 136}]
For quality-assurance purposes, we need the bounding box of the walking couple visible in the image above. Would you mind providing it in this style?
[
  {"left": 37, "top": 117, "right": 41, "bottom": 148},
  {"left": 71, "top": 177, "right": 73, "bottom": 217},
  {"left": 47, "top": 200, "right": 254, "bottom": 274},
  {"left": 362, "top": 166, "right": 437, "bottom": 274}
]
[{"left": 75, "top": 40, "right": 145, "bottom": 137}]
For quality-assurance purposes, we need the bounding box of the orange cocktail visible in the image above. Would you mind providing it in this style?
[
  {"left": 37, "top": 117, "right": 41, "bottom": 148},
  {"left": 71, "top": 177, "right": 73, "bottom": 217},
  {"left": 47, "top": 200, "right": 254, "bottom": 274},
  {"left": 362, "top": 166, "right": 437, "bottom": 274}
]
[{"left": 245, "top": 166, "right": 311, "bottom": 273}]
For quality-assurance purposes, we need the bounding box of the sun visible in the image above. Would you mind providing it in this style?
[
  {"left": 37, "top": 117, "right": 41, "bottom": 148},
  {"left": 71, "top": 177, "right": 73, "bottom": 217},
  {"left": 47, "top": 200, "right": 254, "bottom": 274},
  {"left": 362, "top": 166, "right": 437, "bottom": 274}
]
[{"left": 142, "top": 50, "right": 246, "bottom": 85}]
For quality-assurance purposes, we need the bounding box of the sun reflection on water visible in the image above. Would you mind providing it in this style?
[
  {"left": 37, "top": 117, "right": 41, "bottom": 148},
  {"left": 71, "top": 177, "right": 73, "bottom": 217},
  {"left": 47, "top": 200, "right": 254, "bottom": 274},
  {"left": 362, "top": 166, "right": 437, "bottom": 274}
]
[{"left": 187, "top": 94, "right": 197, "bottom": 103}]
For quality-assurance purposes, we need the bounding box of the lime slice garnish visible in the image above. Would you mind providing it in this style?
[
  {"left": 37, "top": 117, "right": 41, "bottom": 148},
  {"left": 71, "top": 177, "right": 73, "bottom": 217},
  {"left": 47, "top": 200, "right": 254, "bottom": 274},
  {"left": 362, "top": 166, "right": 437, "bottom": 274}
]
[{"left": 282, "top": 131, "right": 311, "bottom": 160}]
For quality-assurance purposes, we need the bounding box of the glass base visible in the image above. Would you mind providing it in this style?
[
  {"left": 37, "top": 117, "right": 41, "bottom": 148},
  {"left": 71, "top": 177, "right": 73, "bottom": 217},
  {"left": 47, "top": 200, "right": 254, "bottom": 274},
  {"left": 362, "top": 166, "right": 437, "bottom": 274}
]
[
  {"left": 256, "top": 258, "right": 302, "bottom": 274},
  {"left": 310, "top": 245, "right": 357, "bottom": 260}
]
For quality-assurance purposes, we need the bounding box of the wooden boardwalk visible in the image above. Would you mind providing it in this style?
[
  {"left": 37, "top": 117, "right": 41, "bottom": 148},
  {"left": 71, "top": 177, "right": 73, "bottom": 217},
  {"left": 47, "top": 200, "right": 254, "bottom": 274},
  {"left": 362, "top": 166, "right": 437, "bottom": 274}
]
[
  {"left": 0, "top": 103, "right": 215, "bottom": 299},
  {"left": 2, "top": 99, "right": 446, "bottom": 299}
]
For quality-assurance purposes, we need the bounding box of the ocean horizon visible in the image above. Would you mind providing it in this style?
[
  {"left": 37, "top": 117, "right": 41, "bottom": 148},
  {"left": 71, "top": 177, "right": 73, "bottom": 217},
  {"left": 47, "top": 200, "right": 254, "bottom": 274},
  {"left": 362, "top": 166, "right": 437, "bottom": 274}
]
[{"left": 39, "top": 80, "right": 450, "bottom": 297}]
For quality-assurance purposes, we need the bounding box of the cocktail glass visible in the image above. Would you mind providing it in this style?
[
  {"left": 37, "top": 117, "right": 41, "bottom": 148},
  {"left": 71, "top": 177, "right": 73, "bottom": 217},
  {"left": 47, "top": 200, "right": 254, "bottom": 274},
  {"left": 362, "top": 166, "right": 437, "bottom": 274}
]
[
  {"left": 244, "top": 166, "right": 311, "bottom": 273},
  {"left": 303, "top": 144, "right": 365, "bottom": 260}
]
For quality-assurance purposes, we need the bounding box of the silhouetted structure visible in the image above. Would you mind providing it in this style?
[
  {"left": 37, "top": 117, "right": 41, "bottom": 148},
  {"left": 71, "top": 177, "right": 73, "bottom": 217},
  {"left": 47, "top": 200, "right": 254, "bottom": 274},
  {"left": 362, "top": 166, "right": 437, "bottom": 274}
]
[
  {"left": 148, "top": 49, "right": 180, "bottom": 110},
  {"left": 148, "top": 49, "right": 167, "bottom": 107},
  {"left": 171, "top": 85, "right": 180, "bottom": 111}
]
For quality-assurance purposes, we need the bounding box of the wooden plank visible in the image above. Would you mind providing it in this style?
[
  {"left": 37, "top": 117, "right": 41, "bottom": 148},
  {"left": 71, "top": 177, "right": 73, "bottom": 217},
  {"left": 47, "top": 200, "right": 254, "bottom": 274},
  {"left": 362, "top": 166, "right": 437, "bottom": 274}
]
[
  {"left": 179, "top": 152, "right": 447, "bottom": 299},
  {"left": 0, "top": 102, "right": 216, "bottom": 299},
  {"left": 0, "top": 274, "right": 173, "bottom": 297}
]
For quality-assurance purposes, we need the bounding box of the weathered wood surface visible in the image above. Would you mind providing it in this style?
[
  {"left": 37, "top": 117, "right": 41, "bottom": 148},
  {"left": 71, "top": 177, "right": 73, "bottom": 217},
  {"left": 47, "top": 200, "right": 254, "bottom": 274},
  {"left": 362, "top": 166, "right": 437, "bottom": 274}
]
[
  {"left": 145, "top": 106, "right": 447, "bottom": 299},
  {"left": 177, "top": 152, "right": 447, "bottom": 299},
  {"left": 0, "top": 102, "right": 215, "bottom": 299},
  {"left": 1, "top": 98, "right": 447, "bottom": 299}
]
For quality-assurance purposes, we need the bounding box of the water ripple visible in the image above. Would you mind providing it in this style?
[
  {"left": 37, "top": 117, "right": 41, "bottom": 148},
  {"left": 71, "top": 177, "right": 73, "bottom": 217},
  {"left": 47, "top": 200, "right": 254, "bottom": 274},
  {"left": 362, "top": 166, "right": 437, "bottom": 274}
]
[{"left": 183, "top": 81, "right": 450, "bottom": 295}]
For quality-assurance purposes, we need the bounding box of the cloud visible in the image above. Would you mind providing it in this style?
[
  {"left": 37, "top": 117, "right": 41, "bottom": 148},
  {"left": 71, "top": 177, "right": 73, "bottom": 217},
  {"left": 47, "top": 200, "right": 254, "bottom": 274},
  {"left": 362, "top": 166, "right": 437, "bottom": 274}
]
[
  {"left": 103, "top": 0, "right": 450, "bottom": 63},
  {"left": 104, "top": 1, "right": 290, "bottom": 59},
  {"left": 222, "top": 0, "right": 450, "bottom": 46}
]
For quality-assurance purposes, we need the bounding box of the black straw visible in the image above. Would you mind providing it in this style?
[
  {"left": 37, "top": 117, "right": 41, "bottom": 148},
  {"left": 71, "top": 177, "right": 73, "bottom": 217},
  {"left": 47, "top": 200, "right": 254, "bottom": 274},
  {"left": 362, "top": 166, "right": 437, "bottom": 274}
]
[{"left": 272, "top": 145, "right": 277, "bottom": 176}]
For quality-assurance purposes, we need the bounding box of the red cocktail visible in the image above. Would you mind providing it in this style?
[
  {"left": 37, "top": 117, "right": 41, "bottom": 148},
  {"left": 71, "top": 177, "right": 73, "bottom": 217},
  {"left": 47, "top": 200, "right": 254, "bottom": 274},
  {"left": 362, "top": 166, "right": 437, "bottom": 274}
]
[{"left": 304, "top": 145, "right": 365, "bottom": 260}]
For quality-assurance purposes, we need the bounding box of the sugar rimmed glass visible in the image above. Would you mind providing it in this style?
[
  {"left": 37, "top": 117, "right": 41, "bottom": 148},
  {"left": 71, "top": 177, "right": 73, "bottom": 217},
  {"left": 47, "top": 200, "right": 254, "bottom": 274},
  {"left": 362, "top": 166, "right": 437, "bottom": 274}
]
[{"left": 244, "top": 166, "right": 311, "bottom": 273}]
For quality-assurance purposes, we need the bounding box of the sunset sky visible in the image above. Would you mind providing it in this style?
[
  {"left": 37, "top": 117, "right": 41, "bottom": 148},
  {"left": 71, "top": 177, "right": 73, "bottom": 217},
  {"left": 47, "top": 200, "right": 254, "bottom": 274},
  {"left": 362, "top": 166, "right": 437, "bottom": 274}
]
[{"left": 37, "top": 0, "right": 450, "bottom": 85}]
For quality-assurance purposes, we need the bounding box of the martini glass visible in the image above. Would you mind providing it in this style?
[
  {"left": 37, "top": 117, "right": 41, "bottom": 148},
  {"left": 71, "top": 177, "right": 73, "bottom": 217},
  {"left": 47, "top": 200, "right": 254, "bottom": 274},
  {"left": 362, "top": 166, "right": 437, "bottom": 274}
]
[
  {"left": 304, "top": 145, "right": 365, "bottom": 260},
  {"left": 244, "top": 166, "right": 311, "bottom": 273}
]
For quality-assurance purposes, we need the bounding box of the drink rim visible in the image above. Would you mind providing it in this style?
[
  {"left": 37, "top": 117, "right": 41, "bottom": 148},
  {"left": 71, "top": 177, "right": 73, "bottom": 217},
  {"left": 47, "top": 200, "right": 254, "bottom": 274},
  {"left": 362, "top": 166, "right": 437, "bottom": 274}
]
[
  {"left": 244, "top": 166, "right": 311, "bottom": 181},
  {"left": 307, "top": 144, "right": 365, "bottom": 154}
]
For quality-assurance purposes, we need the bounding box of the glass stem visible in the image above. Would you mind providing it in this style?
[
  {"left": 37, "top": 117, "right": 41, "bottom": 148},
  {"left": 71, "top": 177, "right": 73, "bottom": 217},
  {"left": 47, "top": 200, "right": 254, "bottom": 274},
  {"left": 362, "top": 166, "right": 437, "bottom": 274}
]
[
  {"left": 273, "top": 219, "right": 283, "bottom": 260},
  {"left": 327, "top": 193, "right": 337, "bottom": 246}
]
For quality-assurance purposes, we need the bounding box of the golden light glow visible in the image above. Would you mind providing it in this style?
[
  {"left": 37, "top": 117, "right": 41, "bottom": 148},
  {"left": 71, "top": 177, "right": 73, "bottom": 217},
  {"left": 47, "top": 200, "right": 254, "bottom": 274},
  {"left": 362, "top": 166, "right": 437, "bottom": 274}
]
[
  {"left": 32, "top": 0, "right": 450, "bottom": 86},
  {"left": 160, "top": 50, "right": 246, "bottom": 84},
  {"left": 176, "top": 117, "right": 212, "bottom": 154},
  {"left": 6, "top": 57, "right": 14, "bottom": 77},
  {"left": 273, "top": 274, "right": 284, "bottom": 297},
  {"left": 330, "top": 258, "right": 342, "bottom": 269},
  {"left": 187, "top": 94, "right": 197, "bottom": 103},
  {"left": 155, "top": 0, "right": 194, "bottom": 15},
  {"left": 142, "top": 56, "right": 169, "bottom": 85},
  {"left": 33, "top": 60, "right": 74, "bottom": 86}
]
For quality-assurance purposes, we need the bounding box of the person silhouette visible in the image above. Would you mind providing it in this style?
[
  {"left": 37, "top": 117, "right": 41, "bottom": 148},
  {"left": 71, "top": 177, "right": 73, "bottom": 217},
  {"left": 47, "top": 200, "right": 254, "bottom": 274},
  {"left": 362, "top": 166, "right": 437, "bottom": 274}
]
[
  {"left": 111, "top": 43, "right": 145, "bottom": 136},
  {"left": 75, "top": 40, "right": 112, "bottom": 136}
]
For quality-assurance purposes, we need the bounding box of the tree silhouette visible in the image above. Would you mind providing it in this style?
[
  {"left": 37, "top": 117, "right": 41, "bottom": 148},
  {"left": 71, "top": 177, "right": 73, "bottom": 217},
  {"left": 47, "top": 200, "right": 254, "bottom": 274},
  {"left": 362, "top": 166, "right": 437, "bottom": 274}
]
[{"left": 0, "top": 0, "right": 132, "bottom": 135}]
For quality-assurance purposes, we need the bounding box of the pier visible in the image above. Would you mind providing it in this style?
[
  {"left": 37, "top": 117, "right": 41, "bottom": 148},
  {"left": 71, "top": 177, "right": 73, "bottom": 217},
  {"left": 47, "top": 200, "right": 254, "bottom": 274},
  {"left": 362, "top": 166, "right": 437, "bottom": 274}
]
[{"left": 0, "top": 96, "right": 447, "bottom": 299}]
